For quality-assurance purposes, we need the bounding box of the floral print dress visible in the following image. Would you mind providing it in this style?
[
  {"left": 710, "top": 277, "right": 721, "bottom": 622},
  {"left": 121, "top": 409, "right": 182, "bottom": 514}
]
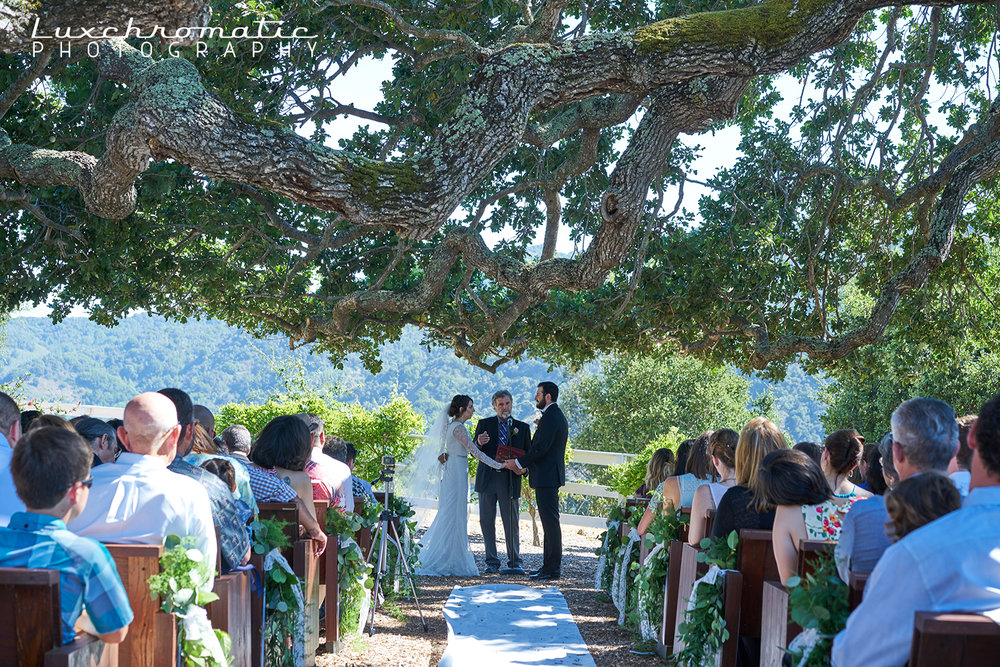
[{"left": 802, "top": 498, "right": 858, "bottom": 541}]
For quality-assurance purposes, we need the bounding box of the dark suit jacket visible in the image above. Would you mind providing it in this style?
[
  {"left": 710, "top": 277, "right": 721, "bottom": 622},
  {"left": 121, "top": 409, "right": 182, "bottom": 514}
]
[
  {"left": 473, "top": 415, "right": 531, "bottom": 494},
  {"left": 518, "top": 403, "right": 568, "bottom": 489}
]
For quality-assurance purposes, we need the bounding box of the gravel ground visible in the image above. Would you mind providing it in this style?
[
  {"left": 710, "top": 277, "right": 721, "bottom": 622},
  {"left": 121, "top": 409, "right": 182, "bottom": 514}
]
[{"left": 316, "top": 516, "right": 663, "bottom": 667}]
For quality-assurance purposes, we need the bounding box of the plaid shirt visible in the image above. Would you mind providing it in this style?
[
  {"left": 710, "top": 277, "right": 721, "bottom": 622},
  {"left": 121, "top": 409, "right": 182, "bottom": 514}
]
[
  {"left": 184, "top": 452, "right": 259, "bottom": 516},
  {"left": 231, "top": 457, "right": 298, "bottom": 503},
  {"left": 168, "top": 459, "right": 251, "bottom": 573},
  {"left": 0, "top": 512, "right": 133, "bottom": 643}
]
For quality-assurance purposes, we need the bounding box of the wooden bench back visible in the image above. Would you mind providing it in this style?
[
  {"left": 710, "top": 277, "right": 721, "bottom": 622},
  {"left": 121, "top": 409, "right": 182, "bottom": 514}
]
[
  {"left": 294, "top": 539, "right": 322, "bottom": 666},
  {"left": 659, "top": 540, "right": 686, "bottom": 657},
  {"left": 619, "top": 498, "right": 650, "bottom": 539},
  {"left": 718, "top": 570, "right": 743, "bottom": 667},
  {"left": 910, "top": 611, "right": 1000, "bottom": 666},
  {"left": 353, "top": 497, "right": 372, "bottom": 557},
  {"left": 670, "top": 542, "right": 702, "bottom": 654},
  {"left": 0, "top": 567, "right": 119, "bottom": 667},
  {"left": 848, "top": 571, "right": 868, "bottom": 612},
  {"left": 257, "top": 502, "right": 301, "bottom": 561},
  {"left": 703, "top": 508, "right": 716, "bottom": 542},
  {"left": 311, "top": 500, "right": 342, "bottom": 649},
  {"left": 677, "top": 506, "right": 692, "bottom": 543},
  {"left": 105, "top": 544, "right": 177, "bottom": 667},
  {"left": 797, "top": 540, "right": 835, "bottom": 578},
  {"left": 734, "top": 529, "right": 781, "bottom": 639},
  {"left": 207, "top": 569, "right": 253, "bottom": 667}
]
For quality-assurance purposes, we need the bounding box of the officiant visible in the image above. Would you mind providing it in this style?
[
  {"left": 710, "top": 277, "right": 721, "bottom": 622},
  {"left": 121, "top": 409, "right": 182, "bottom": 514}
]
[{"left": 474, "top": 390, "right": 532, "bottom": 575}]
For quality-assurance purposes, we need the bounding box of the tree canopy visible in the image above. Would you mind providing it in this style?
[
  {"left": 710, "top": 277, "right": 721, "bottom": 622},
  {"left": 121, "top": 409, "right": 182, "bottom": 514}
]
[{"left": 2, "top": 0, "right": 1000, "bottom": 374}]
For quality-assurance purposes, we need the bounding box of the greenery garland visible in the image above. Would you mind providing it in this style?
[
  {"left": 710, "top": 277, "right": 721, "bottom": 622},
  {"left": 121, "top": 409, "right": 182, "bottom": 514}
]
[
  {"left": 611, "top": 507, "right": 644, "bottom": 622},
  {"left": 628, "top": 506, "right": 689, "bottom": 641},
  {"left": 783, "top": 551, "right": 849, "bottom": 667},
  {"left": 325, "top": 506, "right": 374, "bottom": 634},
  {"left": 382, "top": 495, "right": 421, "bottom": 598},
  {"left": 594, "top": 504, "right": 625, "bottom": 600},
  {"left": 671, "top": 531, "right": 739, "bottom": 667},
  {"left": 147, "top": 535, "right": 231, "bottom": 667},
  {"left": 251, "top": 517, "right": 303, "bottom": 667}
]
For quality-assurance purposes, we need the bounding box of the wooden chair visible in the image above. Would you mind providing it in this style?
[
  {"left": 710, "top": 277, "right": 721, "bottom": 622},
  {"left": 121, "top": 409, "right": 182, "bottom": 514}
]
[
  {"left": 848, "top": 571, "right": 868, "bottom": 612},
  {"left": 759, "top": 539, "right": 839, "bottom": 667},
  {"left": 0, "top": 567, "right": 118, "bottom": 666},
  {"left": 677, "top": 506, "right": 692, "bottom": 543},
  {"left": 620, "top": 498, "right": 650, "bottom": 540},
  {"left": 257, "top": 502, "right": 301, "bottom": 561},
  {"left": 313, "top": 501, "right": 340, "bottom": 652},
  {"left": 910, "top": 611, "right": 1000, "bottom": 666},
  {"left": 657, "top": 539, "right": 687, "bottom": 659},
  {"left": 669, "top": 542, "right": 704, "bottom": 654},
  {"left": 207, "top": 568, "right": 253, "bottom": 666},
  {"left": 105, "top": 544, "right": 177, "bottom": 667}
]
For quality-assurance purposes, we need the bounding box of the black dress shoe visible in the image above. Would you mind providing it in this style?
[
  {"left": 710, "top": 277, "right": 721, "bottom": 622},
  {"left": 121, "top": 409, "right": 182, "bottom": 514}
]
[
  {"left": 500, "top": 566, "right": 526, "bottom": 575},
  {"left": 529, "top": 572, "right": 560, "bottom": 581},
  {"left": 484, "top": 564, "right": 500, "bottom": 574},
  {"left": 528, "top": 568, "right": 543, "bottom": 576}
]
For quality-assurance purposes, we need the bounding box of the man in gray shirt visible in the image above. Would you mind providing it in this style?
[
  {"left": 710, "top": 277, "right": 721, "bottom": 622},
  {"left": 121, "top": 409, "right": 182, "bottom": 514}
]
[{"left": 835, "top": 397, "right": 957, "bottom": 582}]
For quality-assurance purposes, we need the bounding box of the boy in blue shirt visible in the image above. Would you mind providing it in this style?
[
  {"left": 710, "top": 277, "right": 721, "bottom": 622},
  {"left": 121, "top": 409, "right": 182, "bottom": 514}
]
[{"left": 0, "top": 426, "right": 133, "bottom": 644}]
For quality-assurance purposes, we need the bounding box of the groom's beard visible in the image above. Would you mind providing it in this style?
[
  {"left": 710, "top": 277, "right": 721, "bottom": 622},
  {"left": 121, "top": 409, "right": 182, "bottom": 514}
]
[{"left": 536, "top": 399, "right": 545, "bottom": 410}]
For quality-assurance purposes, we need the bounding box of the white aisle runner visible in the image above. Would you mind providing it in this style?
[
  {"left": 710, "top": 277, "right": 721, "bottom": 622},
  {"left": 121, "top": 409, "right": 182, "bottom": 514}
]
[{"left": 438, "top": 584, "right": 598, "bottom": 667}]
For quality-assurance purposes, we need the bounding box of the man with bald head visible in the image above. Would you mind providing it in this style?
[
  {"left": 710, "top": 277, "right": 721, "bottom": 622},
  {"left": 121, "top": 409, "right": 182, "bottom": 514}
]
[{"left": 68, "top": 393, "right": 217, "bottom": 582}]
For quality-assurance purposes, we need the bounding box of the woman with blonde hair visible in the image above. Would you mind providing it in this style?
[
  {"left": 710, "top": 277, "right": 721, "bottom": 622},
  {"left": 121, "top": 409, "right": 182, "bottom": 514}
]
[
  {"left": 635, "top": 447, "right": 675, "bottom": 498},
  {"left": 710, "top": 417, "right": 787, "bottom": 539},
  {"left": 688, "top": 429, "right": 739, "bottom": 545}
]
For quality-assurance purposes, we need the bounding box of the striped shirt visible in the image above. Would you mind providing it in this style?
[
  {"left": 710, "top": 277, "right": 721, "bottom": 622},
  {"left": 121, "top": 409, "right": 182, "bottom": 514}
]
[{"left": 0, "top": 512, "right": 133, "bottom": 643}]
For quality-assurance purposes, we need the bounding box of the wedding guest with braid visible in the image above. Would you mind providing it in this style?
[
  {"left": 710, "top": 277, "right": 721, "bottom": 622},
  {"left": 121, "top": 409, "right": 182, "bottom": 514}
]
[{"left": 688, "top": 429, "right": 739, "bottom": 545}]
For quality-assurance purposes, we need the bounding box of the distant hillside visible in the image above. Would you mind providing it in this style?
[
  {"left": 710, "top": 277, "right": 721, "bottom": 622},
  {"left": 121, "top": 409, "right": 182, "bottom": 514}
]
[{"left": 0, "top": 316, "right": 827, "bottom": 442}]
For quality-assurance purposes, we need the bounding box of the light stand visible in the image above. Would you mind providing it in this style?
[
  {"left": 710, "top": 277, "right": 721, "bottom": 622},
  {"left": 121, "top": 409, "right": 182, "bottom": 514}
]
[{"left": 365, "top": 455, "right": 428, "bottom": 636}]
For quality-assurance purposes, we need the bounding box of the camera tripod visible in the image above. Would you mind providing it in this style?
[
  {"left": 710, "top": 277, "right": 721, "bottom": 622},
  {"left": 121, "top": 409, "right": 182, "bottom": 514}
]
[{"left": 365, "top": 456, "right": 427, "bottom": 636}]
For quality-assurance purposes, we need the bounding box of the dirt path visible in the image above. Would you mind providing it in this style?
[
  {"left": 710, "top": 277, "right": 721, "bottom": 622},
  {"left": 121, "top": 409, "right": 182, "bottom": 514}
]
[{"left": 316, "top": 518, "right": 663, "bottom": 667}]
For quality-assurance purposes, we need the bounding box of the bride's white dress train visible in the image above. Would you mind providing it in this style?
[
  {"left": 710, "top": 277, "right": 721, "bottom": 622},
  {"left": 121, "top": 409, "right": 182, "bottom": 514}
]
[{"left": 416, "top": 422, "right": 502, "bottom": 576}]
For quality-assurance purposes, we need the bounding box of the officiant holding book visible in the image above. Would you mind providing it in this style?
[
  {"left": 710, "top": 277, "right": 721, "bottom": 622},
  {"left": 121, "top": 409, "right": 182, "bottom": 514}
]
[{"left": 474, "top": 390, "right": 532, "bottom": 575}]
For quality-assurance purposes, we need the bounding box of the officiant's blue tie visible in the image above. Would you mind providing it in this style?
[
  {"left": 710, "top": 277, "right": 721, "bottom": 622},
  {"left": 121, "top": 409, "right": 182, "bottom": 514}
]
[{"left": 500, "top": 418, "right": 508, "bottom": 447}]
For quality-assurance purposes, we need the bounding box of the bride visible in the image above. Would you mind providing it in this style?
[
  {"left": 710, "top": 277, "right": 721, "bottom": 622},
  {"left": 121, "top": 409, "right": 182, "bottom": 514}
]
[{"left": 402, "top": 394, "right": 503, "bottom": 576}]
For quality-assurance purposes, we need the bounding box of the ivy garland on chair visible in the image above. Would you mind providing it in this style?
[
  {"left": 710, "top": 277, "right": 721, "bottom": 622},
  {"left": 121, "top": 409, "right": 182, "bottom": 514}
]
[
  {"left": 325, "top": 505, "right": 375, "bottom": 634},
  {"left": 251, "top": 517, "right": 304, "bottom": 667},
  {"left": 783, "top": 551, "right": 850, "bottom": 667},
  {"left": 629, "top": 506, "right": 689, "bottom": 642},
  {"left": 671, "top": 531, "right": 739, "bottom": 667},
  {"left": 147, "top": 535, "right": 232, "bottom": 667},
  {"left": 594, "top": 504, "right": 625, "bottom": 601}
]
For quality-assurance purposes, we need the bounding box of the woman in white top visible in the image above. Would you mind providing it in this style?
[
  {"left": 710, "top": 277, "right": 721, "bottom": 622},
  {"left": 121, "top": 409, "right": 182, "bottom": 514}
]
[
  {"left": 688, "top": 429, "right": 739, "bottom": 545},
  {"left": 412, "top": 395, "right": 503, "bottom": 576}
]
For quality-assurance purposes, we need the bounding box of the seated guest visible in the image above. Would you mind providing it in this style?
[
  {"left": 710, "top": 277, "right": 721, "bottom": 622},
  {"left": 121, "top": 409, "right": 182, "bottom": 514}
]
[
  {"left": 0, "top": 391, "right": 26, "bottom": 524},
  {"left": 855, "top": 441, "right": 876, "bottom": 490},
  {"left": 157, "top": 388, "right": 250, "bottom": 572},
  {"left": 250, "top": 415, "right": 328, "bottom": 554},
  {"left": 26, "top": 414, "right": 76, "bottom": 433},
  {"left": 222, "top": 425, "right": 252, "bottom": 464},
  {"left": 326, "top": 439, "right": 374, "bottom": 500},
  {"left": 793, "top": 441, "right": 823, "bottom": 466},
  {"left": 673, "top": 438, "right": 695, "bottom": 476},
  {"left": 688, "top": 429, "right": 739, "bottom": 545},
  {"left": 634, "top": 448, "right": 675, "bottom": 498},
  {"left": 201, "top": 458, "right": 253, "bottom": 526},
  {"left": 68, "top": 392, "right": 218, "bottom": 584},
  {"left": 710, "top": 417, "right": 786, "bottom": 540},
  {"left": 762, "top": 449, "right": 859, "bottom": 584},
  {"left": 884, "top": 472, "right": 961, "bottom": 542},
  {"left": 833, "top": 395, "right": 1000, "bottom": 667},
  {"left": 185, "top": 424, "right": 257, "bottom": 514},
  {"left": 301, "top": 415, "right": 353, "bottom": 511},
  {"left": 821, "top": 429, "right": 872, "bottom": 501},
  {"left": 0, "top": 427, "right": 132, "bottom": 644},
  {"left": 834, "top": 399, "right": 957, "bottom": 583},
  {"left": 19, "top": 409, "right": 41, "bottom": 434},
  {"left": 949, "top": 414, "right": 977, "bottom": 496},
  {"left": 639, "top": 432, "right": 716, "bottom": 535},
  {"left": 861, "top": 439, "right": 888, "bottom": 495},
  {"left": 223, "top": 424, "right": 298, "bottom": 503},
  {"left": 74, "top": 417, "right": 119, "bottom": 466}
]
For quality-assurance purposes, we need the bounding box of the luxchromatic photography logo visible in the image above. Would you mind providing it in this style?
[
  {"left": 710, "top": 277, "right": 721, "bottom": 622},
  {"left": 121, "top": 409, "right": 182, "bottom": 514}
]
[{"left": 28, "top": 17, "right": 319, "bottom": 58}]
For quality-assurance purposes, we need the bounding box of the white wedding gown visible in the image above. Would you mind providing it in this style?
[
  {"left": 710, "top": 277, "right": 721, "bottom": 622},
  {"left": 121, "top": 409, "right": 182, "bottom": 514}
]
[{"left": 416, "top": 421, "right": 502, "bottom": 576}]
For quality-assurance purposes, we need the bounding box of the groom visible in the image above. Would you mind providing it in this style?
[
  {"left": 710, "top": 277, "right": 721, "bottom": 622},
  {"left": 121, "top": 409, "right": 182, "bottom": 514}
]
[
  {"left": 474, "top": 390, "right": 531, "bottom": 575},
  {"left": 503, "top": 381, "right": 568, "bottom": 581}
]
